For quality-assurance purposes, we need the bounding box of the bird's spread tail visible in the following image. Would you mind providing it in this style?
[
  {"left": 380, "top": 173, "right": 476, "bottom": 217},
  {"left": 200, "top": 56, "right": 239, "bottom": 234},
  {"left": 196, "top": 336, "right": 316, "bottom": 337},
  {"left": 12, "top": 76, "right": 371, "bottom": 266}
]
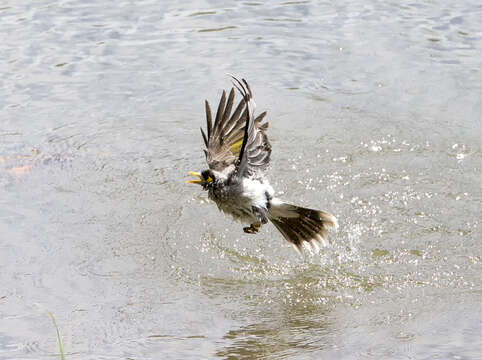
[{"left": 268, "top": 198, "right": 338, "bottom": 253}]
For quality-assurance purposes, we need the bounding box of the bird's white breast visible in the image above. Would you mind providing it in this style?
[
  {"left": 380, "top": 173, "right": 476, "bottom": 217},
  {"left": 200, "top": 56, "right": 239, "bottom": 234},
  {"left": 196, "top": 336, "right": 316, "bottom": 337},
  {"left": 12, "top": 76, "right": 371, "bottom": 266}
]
[
  {"left": 210, "top": 177, "right": 274, "bottom": 224},
  {"left": 241, "top": 177, "right": 274, "bottom": 208}
]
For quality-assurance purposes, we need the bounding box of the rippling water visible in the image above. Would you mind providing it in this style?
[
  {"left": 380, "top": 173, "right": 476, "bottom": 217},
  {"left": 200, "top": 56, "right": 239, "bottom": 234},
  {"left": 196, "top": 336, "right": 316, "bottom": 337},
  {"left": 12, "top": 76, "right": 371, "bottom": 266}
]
[{"left": 1, "top": 1, "right": 481, "bottom": 359}]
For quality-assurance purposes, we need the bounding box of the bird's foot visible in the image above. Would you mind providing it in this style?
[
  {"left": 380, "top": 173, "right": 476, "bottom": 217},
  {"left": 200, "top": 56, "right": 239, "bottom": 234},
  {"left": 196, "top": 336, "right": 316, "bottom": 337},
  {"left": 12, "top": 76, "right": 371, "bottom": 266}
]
[{"left": 243, "top": 223, "right": 261, "bottom": 234}]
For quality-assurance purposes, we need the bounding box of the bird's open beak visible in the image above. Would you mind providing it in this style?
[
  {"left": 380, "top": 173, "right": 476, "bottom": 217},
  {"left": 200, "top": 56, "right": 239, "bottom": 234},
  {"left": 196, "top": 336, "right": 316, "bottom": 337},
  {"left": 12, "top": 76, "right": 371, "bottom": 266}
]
[{"left": 186, "top": 171, "right": 204, "bottom": 185}]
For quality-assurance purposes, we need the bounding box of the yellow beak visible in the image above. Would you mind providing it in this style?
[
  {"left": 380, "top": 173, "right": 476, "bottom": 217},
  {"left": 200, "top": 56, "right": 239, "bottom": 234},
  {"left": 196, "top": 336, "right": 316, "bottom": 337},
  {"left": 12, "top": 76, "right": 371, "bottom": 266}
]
[{"left": 186, "top": 171, "right": 204, "bottom": 184}]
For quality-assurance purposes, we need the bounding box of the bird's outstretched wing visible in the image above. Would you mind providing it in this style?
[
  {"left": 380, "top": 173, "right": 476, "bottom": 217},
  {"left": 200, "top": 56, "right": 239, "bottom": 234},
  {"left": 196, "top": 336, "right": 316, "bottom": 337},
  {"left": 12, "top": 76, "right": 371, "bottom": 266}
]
[
  {"left": 231, "top": 76, "right": 271, "bottom": 177},
  {"left": 202, "top": 79, "right": 269, "bottom": 174}
]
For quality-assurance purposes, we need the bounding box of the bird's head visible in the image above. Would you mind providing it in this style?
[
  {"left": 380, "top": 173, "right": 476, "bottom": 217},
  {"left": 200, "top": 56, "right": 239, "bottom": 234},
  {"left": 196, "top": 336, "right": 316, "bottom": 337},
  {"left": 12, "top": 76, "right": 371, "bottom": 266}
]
[{"left": 186, "top": 169, "right": 216, "bottom": 190}]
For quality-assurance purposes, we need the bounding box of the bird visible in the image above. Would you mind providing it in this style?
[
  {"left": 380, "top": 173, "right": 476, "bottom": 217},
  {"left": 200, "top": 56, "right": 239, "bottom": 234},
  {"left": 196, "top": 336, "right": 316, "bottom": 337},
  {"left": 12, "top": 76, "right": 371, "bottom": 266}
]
[{"left": 186, "top": 76, "right": 338, "bottom": 253}]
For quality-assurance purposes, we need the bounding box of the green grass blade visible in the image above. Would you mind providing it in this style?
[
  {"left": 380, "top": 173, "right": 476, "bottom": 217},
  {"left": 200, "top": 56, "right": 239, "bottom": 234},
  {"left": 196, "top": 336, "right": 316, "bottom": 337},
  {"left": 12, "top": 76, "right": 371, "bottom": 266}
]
[{"left": 47, "top": 311, "right": 66, "bottom": 360}]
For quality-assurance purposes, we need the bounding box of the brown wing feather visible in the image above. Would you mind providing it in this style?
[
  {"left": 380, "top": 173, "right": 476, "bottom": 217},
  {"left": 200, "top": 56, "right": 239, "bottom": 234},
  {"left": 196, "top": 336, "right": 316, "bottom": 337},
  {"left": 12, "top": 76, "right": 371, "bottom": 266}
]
[
  {"left": 201, "top": 90, "right": 265, "bottom": 173},
  {"left": 202, "top": 79, "right": 270, "bottom": 175}
]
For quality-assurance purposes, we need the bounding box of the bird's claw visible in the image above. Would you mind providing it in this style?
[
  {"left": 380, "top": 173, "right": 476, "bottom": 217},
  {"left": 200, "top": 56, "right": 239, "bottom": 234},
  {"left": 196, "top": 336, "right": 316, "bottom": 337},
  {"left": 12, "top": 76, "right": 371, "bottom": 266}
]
[
  {"left": 243, "top": 226, "right": 256, "bottom": 234},
  {"left": 243, "top": 223, "right": 261, "bottom": 234}
]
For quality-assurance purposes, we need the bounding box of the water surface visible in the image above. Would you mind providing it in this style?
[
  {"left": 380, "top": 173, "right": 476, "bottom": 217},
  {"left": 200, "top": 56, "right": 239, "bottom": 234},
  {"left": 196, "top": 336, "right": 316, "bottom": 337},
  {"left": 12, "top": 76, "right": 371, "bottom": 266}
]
[{"left": 1, "top": 0, "right": 481, "bottom": 359}]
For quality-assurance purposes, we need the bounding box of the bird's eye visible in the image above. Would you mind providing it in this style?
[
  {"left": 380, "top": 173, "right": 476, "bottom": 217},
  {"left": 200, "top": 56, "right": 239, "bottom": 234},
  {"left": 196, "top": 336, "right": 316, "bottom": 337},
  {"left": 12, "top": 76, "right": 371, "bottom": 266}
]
[{"left": 201, "top": 170, "right": 214, "bottom": 183}]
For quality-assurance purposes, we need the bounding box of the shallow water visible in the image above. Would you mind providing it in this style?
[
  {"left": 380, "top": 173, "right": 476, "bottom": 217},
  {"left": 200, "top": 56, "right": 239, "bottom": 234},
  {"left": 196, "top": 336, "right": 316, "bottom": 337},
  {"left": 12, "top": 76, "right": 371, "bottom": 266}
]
[{"left": 1, "top": 0, "right": 481, "bottom": 359}]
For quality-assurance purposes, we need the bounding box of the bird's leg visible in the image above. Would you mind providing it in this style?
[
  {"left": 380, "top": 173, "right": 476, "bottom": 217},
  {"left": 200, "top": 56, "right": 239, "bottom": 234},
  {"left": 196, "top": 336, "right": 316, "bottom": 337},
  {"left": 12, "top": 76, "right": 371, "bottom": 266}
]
[
  {"left": 251, "top": 206, "right": 268, "bottom": 224},
  {"left": 243, "top": 206, "right": 268, "bottom": 234},
  {"left": 243, "top": 223, "right": 262, "bottom": 234}
]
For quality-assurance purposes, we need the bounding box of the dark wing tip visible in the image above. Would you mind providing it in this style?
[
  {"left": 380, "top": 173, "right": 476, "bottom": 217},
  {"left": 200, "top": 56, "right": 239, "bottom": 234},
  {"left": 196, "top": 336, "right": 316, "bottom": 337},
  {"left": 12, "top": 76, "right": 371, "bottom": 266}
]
[
  {"left": 241, "top": 78, "right": 252, "bottom": 98},
  {"left": 230, "top": 75, "right": 250, "bottom": 102},
  {"left": 205, "top": 100, "right": 212, "bottom": 138},
  {"left": 200, "top": 127, "right": 208, "bottom": 147}
]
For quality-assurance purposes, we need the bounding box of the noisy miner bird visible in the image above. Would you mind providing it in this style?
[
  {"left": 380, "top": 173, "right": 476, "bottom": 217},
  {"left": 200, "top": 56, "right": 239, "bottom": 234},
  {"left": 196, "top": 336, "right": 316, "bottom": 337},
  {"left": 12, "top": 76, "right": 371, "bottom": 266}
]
[{"left": 187, "top": 76, "right": 338, "bottom": 253}]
